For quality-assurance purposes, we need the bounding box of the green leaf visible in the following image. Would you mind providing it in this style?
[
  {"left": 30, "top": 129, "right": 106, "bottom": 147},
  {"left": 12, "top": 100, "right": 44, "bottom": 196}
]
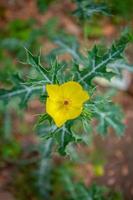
[
  {"left": 108, "top": 59, "right": 133, "bottom": 74},
  {"left": 0, "top": 82, "right": 44, "bottom": 107},
  {"left": 78, "top": 31, "right": 132, "bottom": 83},
  {"left": 55, "top": 126, "right": 75, "bottom": 156},
  {"left": 50, "top": 59, "right": 67, "bottom": 83},
  {"left": 36, "top": 113, "right": 51, "bottom": 126},
  {"left": 52, "top": 31, "right": 132, "bottom": 86},
  {"left": 85, "top": 96, "right": 125, "bottom": 136},
  {"left": 52, "top": 36, "right": 83, "bottom": 64},
  {"left": 96, "top": 104, "right": 125, "bottom": 136},
  {"left": 25, "top": 49, "right": 52, "bottom": 83},
  {"left": 73, "top": 0, "right": 111, "bottom": 20}
]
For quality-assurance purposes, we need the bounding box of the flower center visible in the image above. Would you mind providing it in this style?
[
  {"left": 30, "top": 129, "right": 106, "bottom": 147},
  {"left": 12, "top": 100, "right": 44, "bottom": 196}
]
[{"left": 64, "top": 100, "right": 69, "bottom": 105}]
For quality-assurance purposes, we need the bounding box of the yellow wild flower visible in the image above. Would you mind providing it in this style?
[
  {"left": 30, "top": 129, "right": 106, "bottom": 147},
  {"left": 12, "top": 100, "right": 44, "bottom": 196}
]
[{"left": 46, "top": 81, "right": 89, "bottom": 127}]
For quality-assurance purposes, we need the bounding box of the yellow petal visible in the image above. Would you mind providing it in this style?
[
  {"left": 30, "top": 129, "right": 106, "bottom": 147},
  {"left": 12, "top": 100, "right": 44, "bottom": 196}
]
[
  {"left": 53, "top": 112, "right": 67, "bottom": 127},
  {"left": 46, "top": 84, "right": 62, "bottom": 100},
  {"left": 61, "top": 81, "right": 89, "bottom": 105},
  {"left": 46, "top": 97, "right": 67, "bottom": 127},
  {"left": 66, "top": 106, "right": 82, "bottom": 120},
  {"left": 46, "top": 98, "right": 58, "bottom": 116}
]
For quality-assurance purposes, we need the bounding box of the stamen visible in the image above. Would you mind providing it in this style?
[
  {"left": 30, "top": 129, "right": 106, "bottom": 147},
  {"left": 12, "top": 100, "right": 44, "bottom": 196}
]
[{"left": 64, "top": 100, "right": 69, "bottom": 105}]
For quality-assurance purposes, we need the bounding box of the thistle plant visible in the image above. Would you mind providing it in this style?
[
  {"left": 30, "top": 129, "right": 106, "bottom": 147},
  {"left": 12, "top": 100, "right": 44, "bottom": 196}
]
[
  {"left": 0, "top": 0, "right": 133, "bottom": 157},
  {"left": 0, "top": 29, "right": 132, "bottom": 156}
]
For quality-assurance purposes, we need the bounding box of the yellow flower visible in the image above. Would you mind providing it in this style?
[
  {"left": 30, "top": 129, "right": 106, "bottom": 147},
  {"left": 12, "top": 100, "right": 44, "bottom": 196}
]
[{"left": 46, "top": 81, "right": 89, "bottom": 127}]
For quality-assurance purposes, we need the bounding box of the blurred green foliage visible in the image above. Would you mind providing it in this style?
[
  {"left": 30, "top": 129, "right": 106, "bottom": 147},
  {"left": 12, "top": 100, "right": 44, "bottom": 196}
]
[
  {"left": 52, "top": 165, "right": 123, "bottom": 200},
  {"left": 0, "top": 139, "right": 21, "bottom": 160},
  {"left": 36, "top": 0, "right": 56, "bottom": 13},
  {"left": 73, "top": 0, "right": 110, "bottom": 20},
  {"left": 109, "top": 0, "right": 133, "bottom": 20},
  {"left": 0, "top": 17, "right": 60, "bottom": 89}
]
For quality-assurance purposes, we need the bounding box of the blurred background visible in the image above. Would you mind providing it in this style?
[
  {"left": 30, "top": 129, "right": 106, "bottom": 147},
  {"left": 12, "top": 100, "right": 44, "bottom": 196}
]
[{"left": 0, "top": 0, "right": 133, "bottom": 199}]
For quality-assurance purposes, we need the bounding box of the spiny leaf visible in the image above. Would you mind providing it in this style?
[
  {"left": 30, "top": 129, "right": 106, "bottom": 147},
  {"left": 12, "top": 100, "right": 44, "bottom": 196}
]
[
  {"left": 25, "top": 48, "right": 52, "bottom": 83},
  {"left": 95, "top": 104, "right": 125, "bottom": 136},
  {"left": 52, "top": 36, "right": 83, "bottom": 64},
  {"left": 78, "top": 31, "right": 132, "bottom": 83},
  {"left": 55, "top": 126, "right": 75, "bottom": 156},
  {"left": 108, "top": 59, "right": 133, "bottom": 74},
  {"left": 36, "top": 113, "right": 50, "bottom": 126},
  {"left": 52, "top": 31, "right": 132, "bottom": 86},
  {"left": 0, "top": 83, "right": 44, "bottom": 107},
  {"left": 85, "top": 95, "right": 125, "bottom": 136},
  {"left": 50, "top": 59, "right": 67, "bottom": 83},
  {"left": 73, "top": 0, "right": 110, "bottom": 20},
  {"left": 26, "top": 49, "right": 68, "bottom": 84}
]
